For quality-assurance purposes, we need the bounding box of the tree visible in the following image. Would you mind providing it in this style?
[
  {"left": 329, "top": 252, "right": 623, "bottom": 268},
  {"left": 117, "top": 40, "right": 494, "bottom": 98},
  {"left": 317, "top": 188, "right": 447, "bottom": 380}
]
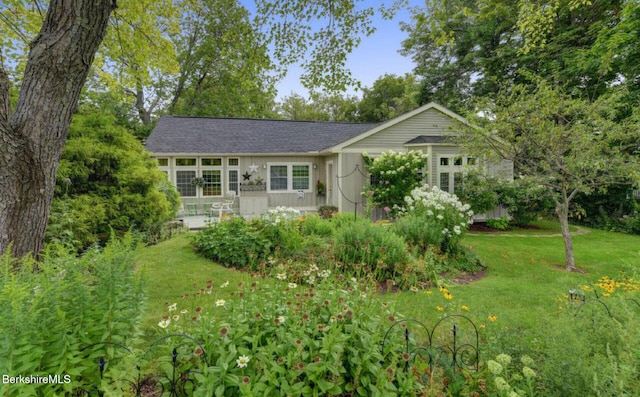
[
  {"left": 47, "top": 111, "right": 179, "bottom": 250},
  {"left": 357, "top": 73, "right": 419, "bottom": 122},
  {"left": 0, "top": 0, "right": 403, "bottom": 258},
  {"left": 0, "top": 0, "right": 115, "bottom": 258},
  {"left": 168, "top": 0, "right": 276, "bottom": 119},
  {"left": 459, "top": 80, "right": 639, "bottom": 271},
  {"left": 400, "top": 0, "right": 630, "bottom": 112},
  {"left": 276, "top": 92, "right": 359, "bottom": 121}
]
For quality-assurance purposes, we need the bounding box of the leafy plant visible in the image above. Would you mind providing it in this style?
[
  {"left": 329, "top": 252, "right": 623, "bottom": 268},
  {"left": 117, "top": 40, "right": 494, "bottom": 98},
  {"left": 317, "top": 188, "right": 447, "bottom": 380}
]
[
  {"left": 0, "top": 235, "right": 145, "bottom": 396},
  {"left": 191, "top": 217, "right": 270, "bottom": 270},
  {"left": 154, "top": 274, "right": 427, "bottom": 396},
  {"left": 333, "top": 218, "right": 409, "bottom": 281},
  {"left": 486, "top": 216, "right": 511, "bottom": 230}
]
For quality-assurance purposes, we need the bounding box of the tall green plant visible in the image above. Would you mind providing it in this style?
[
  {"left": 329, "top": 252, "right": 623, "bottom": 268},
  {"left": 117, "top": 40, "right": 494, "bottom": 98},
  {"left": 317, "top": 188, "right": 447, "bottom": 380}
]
[{"left": 0, "top": 236, "right": 145, "bottom": 396}]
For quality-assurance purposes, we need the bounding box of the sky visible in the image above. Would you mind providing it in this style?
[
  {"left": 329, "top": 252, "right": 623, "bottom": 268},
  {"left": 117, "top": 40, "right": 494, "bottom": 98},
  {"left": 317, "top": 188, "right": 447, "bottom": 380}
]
[{"left": 242, "top": 1, "right": 425, "bottom": 100}]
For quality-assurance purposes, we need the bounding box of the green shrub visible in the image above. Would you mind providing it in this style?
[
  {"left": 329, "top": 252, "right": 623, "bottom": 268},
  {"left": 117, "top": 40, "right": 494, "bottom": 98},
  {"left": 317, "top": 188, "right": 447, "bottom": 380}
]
[
  {"left": 486, "top": 216, "right": 511, "bottom": 230},
  {"left": 333, "top": 219, "right": 409, "bottom": 281},
  {"left": 0, "top": 236, "right": 145, "bottom": 396},
  {"left": 299, "top": 214, "right": 335, "bottom": 238},
  {"left": 191, "top": 217, "right": 270, "bottom": 270}
]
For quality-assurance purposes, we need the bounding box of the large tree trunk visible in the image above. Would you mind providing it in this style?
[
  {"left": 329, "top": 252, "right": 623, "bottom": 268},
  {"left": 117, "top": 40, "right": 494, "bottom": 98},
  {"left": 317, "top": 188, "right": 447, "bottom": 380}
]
[{"left": 0, "top": 0, "right": 117, "bottom": 259}]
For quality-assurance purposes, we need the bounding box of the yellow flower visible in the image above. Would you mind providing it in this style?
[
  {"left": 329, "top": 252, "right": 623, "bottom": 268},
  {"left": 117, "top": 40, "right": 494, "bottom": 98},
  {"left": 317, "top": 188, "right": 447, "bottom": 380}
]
[
  {"left": 436, "top": 306, "right": 444, "bottom": 311},
  {"left": 488, "top": 314, "right": 498, "bottom": 322},
  {"left": 461, "top": 305, "right": 470, "bottom": 311},
  {"left": 443, "top": 292, "right": 453, "bottom": 300},
  {"left": 424, "top": 290, "right": 433, "bottom": 295}
]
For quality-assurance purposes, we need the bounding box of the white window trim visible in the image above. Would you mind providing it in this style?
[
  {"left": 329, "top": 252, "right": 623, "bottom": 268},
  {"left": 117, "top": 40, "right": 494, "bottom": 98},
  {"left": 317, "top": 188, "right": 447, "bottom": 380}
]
[
  {"left": 437, "top": 155, "right": 477, "bottom": 193},
  {"left": 267, "top": 162, "right": 313, "bottom": 193}
]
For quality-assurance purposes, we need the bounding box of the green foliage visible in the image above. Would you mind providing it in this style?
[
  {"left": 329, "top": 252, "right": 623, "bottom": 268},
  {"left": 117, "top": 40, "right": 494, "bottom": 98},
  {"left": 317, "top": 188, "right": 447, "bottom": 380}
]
[
  {"left": 48, "top": 112, "right": 179, "bottom": 250},
  {"left": 401, "top": 0, "right": 637, "bottom": 111},
  {"left": 486, "top": 216, "right": 510, "bottom": 230},
  {"left": 357, "top": 73, "right": 420, "bottom": 122},
  {"left": 276, "top": 92, "right": 360, "bottom": 121},
  {"left": 154, "top": 274, "right": 426, "bottom": 396},
  {"left": 191, "top": 217, "right": 270, "bottom": 270},
  {"left": 333, "top": 219, "right": 409, "bottom": 281},
  {"left": 460, "top": 79, "right": 639, "bottom": 269},
  {"left": 363, "top": 150, "right": 429, "bottom": 215},
  {"left": 0, "top": 236, "right": 145, "bottom": 396},
  {"left": 457, "top": 170, "right": 499, "bottom": 215}
]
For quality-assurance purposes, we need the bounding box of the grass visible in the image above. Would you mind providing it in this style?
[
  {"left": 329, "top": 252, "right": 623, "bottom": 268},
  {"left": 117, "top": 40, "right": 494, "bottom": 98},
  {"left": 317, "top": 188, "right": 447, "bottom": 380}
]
[{"left": 136, "top": 221, "right": 640, "bottom": 340}]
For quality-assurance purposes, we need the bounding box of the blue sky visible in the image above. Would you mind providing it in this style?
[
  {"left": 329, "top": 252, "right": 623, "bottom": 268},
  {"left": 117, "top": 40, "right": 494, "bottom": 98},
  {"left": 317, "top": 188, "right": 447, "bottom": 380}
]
[{"left": 242, "top": 1, "right": 425, "bottom": 99}]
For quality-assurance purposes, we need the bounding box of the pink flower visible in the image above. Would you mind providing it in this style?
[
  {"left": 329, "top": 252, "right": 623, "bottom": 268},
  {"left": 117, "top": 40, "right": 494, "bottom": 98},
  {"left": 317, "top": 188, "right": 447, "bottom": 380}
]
[{"left": 383, "top": 206, "right": 391, "bottom": 213}]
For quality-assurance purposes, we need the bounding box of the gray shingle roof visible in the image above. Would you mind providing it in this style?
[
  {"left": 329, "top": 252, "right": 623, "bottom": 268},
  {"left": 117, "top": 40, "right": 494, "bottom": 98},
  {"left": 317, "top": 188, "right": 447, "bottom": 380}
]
[{"left": 145, "top": 116, "right": 378, "bottom": 154}]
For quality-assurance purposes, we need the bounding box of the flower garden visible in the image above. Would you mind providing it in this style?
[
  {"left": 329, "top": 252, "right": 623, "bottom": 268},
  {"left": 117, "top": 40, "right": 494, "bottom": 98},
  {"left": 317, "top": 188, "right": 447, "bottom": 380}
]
[{"left": 1, "top": 150, "right": 639, "bottom": 396}]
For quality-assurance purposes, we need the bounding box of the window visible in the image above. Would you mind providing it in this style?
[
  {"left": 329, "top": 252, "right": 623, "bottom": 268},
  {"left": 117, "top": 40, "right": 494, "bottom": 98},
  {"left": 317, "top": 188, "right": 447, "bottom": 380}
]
[
  {"left": 454, "top": 156, "right": 463, "bottom": 166},
  {"left": 270, "top": 165, "right": 288, "bottom": 191},
  {"left": 228, "top": 158, "right": 239, "bottom": 166},
  {"left": 228, "top": 170, "right": 239, "bottom": 195},
  {"left": 440, "top": 172, "right": 450, "bottom": 193},
  {"left": 202, "top": 170, "right": 222, "bottom": 196},
  {"left": 202, "top": 158, "right": 222, "bottom": 166},
  {"left": 176, "top": 170, "right": 197, "bottom": 197},
  {"left": 157, "top": 158, "right": 168, "bottom": 166},
  {"left": 292, "top": 165, "right": 310, "bottom": 190},
  {"left": 268, "top": 164, "right": 312, "bottom": 192},
  {"left": 440, "top": 157, "right": 449, "bottom": 166},
  {"left": 453, "top": 172, "right": 463, "bottom": 195},
  {"left": 467, "top": 157, "right": 476, "bottom": 166},
  {"left": 176, "top": 158, "right": 196, "bottom": 166}
]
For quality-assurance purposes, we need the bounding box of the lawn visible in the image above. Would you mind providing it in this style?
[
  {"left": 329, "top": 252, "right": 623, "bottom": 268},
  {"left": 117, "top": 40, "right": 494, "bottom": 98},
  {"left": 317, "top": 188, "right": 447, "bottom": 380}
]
[
  {"left": 134, "top": 220, "right": 640, "bottom": 395},
  {"left": 137, "top": 220, "right": 640, "bottom": 336}
]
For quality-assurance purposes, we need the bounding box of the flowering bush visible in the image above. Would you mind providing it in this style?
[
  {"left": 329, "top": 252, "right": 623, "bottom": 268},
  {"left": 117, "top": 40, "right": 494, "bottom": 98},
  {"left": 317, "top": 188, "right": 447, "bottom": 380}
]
[
  {"left": 395, "top": 185, "right": 474, "bottom": 253},
  {"left": 156, "top": 275, "right": 427, "bottom": 396},
  {"left": 363, "top": 150, "right": 428, "bottom": 216}
]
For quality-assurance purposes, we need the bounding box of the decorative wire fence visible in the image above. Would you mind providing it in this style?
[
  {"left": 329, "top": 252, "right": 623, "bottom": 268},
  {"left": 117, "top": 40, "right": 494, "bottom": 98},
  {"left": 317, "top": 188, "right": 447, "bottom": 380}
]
[
  {"left": 76, "top": 315, "right": 480, "bottom": 396},
  {"left": 382, "top": 315, "right": 479, "bottom": 374}
]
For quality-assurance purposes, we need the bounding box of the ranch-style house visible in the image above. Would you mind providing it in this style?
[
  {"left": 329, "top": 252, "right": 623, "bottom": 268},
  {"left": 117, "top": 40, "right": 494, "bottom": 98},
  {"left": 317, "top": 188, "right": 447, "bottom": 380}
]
[{"left": 145, "top": 103, "right": 513, "bottom": 219}]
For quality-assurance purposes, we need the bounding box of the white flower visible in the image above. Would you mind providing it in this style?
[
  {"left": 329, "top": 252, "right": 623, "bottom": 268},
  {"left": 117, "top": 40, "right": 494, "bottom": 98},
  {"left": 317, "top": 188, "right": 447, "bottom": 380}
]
[
  {"left": 158, "top": 319, "right": 171, "bottom": 329},
  {"left": 167, "top": 303, "right": 177, "bottom": 312},
  {"left": 276, "top": 272, "right": 287, "bottom": 281},
  {"left": 309, "top": 264, "right": 319, "bottom": 272},
  {"left": 288, "top": 282, "right": 297, "bottom": 289},
  {"left": 216, "top": 299, "right": 226, "bottom": 307},
  {"left": 276, "top": 315, "right": 286, "bottom": 325},
  {"left": 236, "top": 355, "right": 250, "bottom": 368},
  {"left": 220, "top": 281, "right": 229, "bottom": 288}
]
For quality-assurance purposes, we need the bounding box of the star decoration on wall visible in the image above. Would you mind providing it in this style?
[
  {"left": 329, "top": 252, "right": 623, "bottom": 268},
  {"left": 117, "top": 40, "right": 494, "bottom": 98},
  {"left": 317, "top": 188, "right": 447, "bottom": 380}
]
[
  {"left": 242, "top": 171, "right": 252, "bottom": 181},
  {"left": 248, "top": 163, "right": 259, "bottom": 173}
]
